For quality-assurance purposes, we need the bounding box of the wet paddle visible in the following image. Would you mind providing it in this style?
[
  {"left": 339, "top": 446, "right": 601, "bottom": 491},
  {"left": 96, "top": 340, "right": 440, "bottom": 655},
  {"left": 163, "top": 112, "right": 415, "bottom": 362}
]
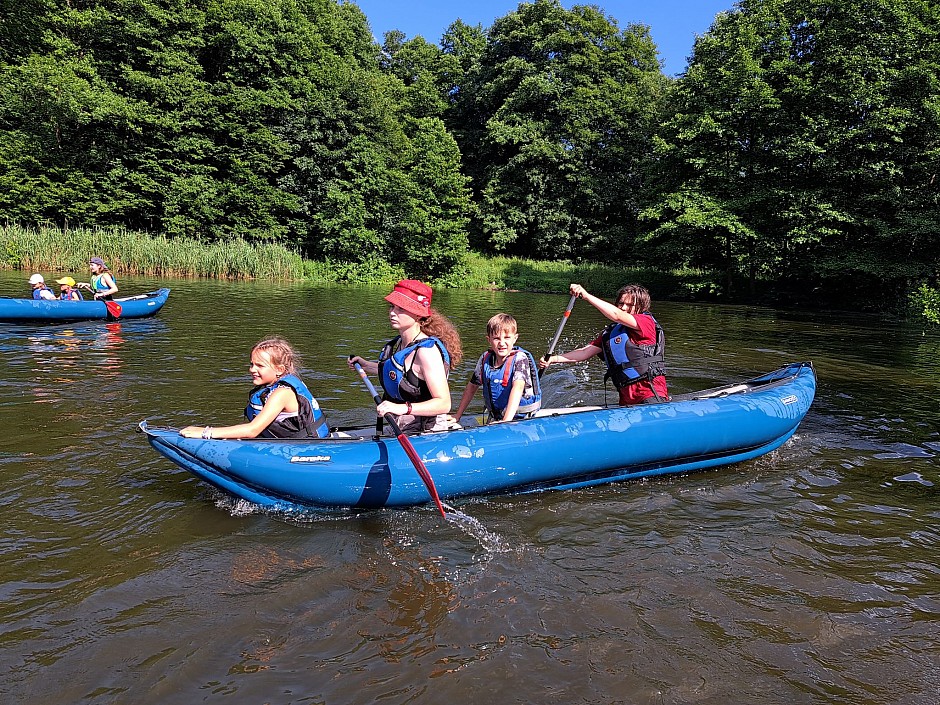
[
  {"left": 539, "top": 293, "right": 577, "bottom": 378},
  {"left": 352, "top": 361, "right": 447, "bottom": 519},
  {"left": 104, "top": 299, "right": 122, "bottom": 320}
]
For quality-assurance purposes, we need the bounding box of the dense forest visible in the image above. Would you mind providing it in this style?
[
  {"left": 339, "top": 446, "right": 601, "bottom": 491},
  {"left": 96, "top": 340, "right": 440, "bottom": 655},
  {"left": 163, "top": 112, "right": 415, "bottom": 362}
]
[{"left": 1, "top": 0, "right": 938, "bottom": 311}]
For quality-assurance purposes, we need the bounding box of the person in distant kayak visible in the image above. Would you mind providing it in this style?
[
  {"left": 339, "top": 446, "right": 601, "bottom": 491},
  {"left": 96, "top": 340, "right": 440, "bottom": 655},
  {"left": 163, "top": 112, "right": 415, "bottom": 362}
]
[
  {"left": 28, "top": 273, "right": 56, "bottom": 300},
  {"left": 76, "top": 257, "right": 118, "bottom": 300},
  {"left": 180, "top": 336, "right": 329, "bottom": 440},
  {"left": 538, "top": 283, "right": 668, "bottom": 405},
  {"left": 451, "top": 312, "right": 541, "bottom": 424},
  {"left": 348, "top": 279, "right": 463, "bottom": 435},
  {"left": 55, "top": 276, "right": 84, "bottom": 301}
]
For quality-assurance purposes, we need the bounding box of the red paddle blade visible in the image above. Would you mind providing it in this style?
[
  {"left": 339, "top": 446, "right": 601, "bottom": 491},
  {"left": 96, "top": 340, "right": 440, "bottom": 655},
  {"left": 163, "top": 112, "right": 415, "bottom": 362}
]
[
  {"left": 398, "top": 433, "right": 446, "bottom": 518},
  {"left": 105, "top": 301, "right": 122, "bottom": 318}
]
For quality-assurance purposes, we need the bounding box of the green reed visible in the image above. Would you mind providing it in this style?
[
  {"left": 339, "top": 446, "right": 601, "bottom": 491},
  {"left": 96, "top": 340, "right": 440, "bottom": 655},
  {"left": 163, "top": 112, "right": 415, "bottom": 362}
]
[{"left": 0, "top": 224, "right": 305, "bottom": 280}]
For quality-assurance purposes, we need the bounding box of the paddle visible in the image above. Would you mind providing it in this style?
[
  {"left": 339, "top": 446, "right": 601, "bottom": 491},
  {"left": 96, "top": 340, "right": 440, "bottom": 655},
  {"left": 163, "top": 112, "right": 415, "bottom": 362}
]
[
  {"left": 539, "top": 293, "right": 577, "bottom": 378},
  {"left": 352, "top": 361, "right": 447, "bottom": 519},
  {"left": 104, "top": 300, "right": 122, "bottom": 319}
]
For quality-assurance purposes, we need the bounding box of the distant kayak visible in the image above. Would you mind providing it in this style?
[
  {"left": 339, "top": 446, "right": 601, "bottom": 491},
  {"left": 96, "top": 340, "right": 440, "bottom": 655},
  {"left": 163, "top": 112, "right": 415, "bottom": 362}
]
[
  {"left": 141, "top": 362, "right": 816, "bottom": 512},
  {"left": 0, "top": 288, "right": 170, "bottom": 322}
]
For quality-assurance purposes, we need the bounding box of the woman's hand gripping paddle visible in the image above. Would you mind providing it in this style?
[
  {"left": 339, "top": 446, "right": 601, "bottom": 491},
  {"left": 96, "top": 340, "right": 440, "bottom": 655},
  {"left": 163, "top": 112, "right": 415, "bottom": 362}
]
[
  {"left": 539, "top": 294, "right": 577, "bottom": 378},
  {"left": 352, "top": 360, "right": 447, "bottom": 519}
]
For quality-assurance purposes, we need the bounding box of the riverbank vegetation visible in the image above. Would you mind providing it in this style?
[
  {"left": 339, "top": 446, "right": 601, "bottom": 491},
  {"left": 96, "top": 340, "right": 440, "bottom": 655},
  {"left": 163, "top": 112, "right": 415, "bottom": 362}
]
[
  {"left": 1, "top": 0, "right": 937, "bottom": 321},
  {"left": 1, "top": 224, "right": 305, "bottom": 280},
  {"left": 0, "top": 223, "right": 693, "bottom": 298}
]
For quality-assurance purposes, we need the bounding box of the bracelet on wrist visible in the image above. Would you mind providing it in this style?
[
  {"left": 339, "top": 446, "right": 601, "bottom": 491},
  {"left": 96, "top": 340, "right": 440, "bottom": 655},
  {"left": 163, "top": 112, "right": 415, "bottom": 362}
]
[
  {"left": 405, "top": 402, "right": 413, "bottom": 415},
  {"left": 202, "top": 426, "right": 212, "bottom": 439}
]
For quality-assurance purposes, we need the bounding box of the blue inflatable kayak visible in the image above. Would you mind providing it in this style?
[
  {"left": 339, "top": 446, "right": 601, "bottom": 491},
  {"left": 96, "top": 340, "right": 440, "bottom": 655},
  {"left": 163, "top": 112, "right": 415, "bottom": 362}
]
[
  {"left": 141, "top": 362, "right": 816, "bottom": 511},
  {"left": 0, "top": 288, "right": 170, "bottom": 322}
]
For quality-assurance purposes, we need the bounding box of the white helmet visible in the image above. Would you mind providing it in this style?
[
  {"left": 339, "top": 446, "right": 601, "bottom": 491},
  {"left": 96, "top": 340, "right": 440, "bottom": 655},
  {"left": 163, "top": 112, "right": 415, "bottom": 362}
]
[{"left": 28, "top": 274, "right": 45, "bottom": 285}]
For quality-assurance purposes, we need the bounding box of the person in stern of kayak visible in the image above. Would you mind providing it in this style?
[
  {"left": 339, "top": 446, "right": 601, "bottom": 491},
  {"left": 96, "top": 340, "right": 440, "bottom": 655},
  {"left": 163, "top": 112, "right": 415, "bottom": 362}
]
[
  {"left": 538, "top": 283, "right": 668, "bottom": 405},
  {"left": 348, "top": 279, "right": 463, "bottom": 435},
  {"left": 76, "top": 257, "right": 118, "bottom": 300},
  {"left": 180, "top": 336, "right": 329, "bottom": 440},
  {"left": 450, "top": 312, "right": 542, "bottom": 424}
]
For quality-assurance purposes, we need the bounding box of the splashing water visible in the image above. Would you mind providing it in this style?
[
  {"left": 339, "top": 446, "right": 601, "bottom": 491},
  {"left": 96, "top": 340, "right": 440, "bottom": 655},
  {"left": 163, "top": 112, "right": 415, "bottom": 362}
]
[{"left": 442, "top": 503, "right": 509, "bottom": 553}]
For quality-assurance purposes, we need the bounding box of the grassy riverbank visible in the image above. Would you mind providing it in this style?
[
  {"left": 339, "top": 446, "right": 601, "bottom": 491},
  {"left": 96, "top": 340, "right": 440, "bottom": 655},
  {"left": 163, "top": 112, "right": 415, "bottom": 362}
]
[{"left": 0, "top": 223, "right": 697, "bottom": 298}]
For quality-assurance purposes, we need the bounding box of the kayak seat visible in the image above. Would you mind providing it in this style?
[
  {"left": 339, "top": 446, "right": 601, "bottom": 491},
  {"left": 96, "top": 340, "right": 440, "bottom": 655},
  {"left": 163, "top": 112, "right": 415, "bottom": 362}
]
[{"left": 533, "top": 406, "right": 604, "bottom": 417}]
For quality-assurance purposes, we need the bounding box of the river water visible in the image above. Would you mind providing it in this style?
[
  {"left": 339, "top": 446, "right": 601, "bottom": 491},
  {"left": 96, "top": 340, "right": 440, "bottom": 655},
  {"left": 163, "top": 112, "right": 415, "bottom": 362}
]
[{"left": 1, "top": 270, "right": 938, "bottom": 704}]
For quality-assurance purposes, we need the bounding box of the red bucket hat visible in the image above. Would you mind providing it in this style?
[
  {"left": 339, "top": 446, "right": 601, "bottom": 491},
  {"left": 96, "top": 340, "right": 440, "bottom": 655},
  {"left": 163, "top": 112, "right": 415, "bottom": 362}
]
[{"left": 384, "top": 279, "right": 432, "bottom": 318}]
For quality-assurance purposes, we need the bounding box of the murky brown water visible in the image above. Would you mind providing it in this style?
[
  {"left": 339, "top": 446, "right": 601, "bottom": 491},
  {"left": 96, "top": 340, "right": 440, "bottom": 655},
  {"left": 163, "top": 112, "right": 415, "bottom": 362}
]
[{"left": 1, "top": 270, "right": 938, "bottom": 704}]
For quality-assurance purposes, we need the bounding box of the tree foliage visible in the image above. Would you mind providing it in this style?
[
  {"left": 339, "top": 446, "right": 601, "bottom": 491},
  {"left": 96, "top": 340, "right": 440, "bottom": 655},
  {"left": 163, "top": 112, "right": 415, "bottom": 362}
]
[
  {"left": 0, "top": 0, "right": 939, "bottom": 305},
  {"left": 644, "top": 0, "right": 940, "bottom": 303},
  {"left": 0, "top": 0, "right": 471, "bottom": 279},
  {"left": 445, "top": 0, "right": 667, "bottom": 261}
]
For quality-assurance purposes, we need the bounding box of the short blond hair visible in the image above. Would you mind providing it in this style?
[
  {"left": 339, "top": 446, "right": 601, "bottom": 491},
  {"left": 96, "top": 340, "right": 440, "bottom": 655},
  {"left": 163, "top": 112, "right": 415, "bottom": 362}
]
[{"left": 486, "top": 313, "right": 518, "bottom": 337}]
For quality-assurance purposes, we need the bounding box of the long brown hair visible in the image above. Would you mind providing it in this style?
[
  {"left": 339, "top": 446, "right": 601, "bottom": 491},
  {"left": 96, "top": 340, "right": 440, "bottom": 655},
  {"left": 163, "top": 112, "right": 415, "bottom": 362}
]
[
  {"left": 615, "top": 284, "right": 652, "bottom": 313},
  {"left": 419, "top": 309, "right": 463, "bottom": 367}
]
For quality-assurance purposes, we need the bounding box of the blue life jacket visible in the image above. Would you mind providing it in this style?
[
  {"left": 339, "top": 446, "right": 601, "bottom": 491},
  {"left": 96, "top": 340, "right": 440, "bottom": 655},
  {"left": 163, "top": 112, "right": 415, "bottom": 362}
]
[
  {"left": 379, "top": 336, "right": 450, "bottom": 403},
  {"left": 91, "top": 273, "right": 117, "bottom": 292},
  {"left": 244, "top": 373, "right": 329, "bottom": 439},
  {"left": 600, "top": 314, "right": 666, "bottom": 391},
  {"left": 60, "top": 291, "right": 84, "bottom": 301},
  {"left": 32, "top": 286, "right": 53, "bottom": 300},
  {"left": 478, "top": 347, "right": 542, "bottom": 420}
]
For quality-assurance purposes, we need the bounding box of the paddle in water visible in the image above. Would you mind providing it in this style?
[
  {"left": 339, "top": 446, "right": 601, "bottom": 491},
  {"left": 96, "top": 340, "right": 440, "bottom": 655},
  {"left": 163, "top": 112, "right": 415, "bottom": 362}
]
[
  {"left": 352, "top": 360, "right": 447, "bottom": 519},
  {"left": 539, "top": 293, "right": 577, "bottom": 378},
  {"left": 104, "top": 299, "right": 122, "bottom": 320}
]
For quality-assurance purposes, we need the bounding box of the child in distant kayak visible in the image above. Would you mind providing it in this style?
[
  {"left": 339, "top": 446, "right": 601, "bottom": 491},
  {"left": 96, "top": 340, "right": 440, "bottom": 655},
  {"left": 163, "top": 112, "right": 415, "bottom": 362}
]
[
  {"left": 538, "top": 283, "right": 668, "bottom": 405},
  {"left": 76, "top": 257, "right": 118, "bottom": 300},
  {"left": 180, "top": 337, "right": 329, "bottom": 440},
  {"left": 451, "top": 313, "right": 542, "bottom": 424},
  {"left": 55, "top": 276, "right": 84, "bottom": 301},
  {"left": 28, "top": 274, "right": 56, "bottom": 300}
]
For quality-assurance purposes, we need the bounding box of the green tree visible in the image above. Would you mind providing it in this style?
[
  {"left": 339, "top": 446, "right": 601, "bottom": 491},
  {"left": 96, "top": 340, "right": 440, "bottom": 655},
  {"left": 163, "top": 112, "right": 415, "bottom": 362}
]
[
  {"left": 645, "top": 0, "right": 940, "bottom": 305},
  {"left": 448, "top": 0, "right": 666, "bottom": 261},
  {"left": 392, "top": 117, "right": 470, "bottom": 278},
  {"left": 380, "top": 31, "right": 451, "bottom": 119},
  {"left": 0, "top": 1, "right": 140, "bottom": 225}
]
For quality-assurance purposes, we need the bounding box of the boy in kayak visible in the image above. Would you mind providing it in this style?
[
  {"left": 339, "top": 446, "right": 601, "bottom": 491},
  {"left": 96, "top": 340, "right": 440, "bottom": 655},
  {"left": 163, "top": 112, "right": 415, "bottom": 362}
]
[
  {"left": 28, "top": 274, "right": 56, "bottom": 300},
  {"left": 538, "top": 283, "right": 668, "bottom": 405},
  {"left": 451, "top": 313, "right": 542, "bottom": 424},
  {"left": 180, "top": 337, "right": 329, "bottom": 440},
  {"left": 55, "top": 276, "right": 84, "bottom": 301}
]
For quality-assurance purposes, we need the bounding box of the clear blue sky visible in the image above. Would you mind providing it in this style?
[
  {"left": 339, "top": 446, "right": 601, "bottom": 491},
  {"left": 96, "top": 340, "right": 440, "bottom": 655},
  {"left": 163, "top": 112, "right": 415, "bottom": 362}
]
[{"left": 351, "top": 0, "right": 735, "bottom": 77}]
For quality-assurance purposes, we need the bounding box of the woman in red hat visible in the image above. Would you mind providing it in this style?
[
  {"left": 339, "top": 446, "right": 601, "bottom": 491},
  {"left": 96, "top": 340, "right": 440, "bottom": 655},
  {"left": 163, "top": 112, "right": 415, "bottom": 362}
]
[{"left": 349, "top": 280, "right": 463, "bottom": 434}]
